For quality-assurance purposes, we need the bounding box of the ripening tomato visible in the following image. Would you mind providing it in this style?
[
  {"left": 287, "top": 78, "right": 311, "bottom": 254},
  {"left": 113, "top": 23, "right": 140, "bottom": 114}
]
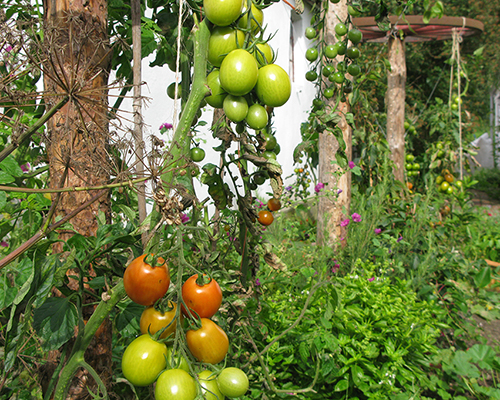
[
  {"left": 182, "top": 274, "right": 223, "bottom": 319},
  {"left": 206, "top": 69, "right": 227, "bottom": 109},
  {"left": 208, "top": 27, "right": 245, "bottom": 67},
  {"left": 217, "top": 367, "right": 249, "bottom": 398},
  {"left": 219, "top": 49, "right": 259, "bottom": 96},
  {"left": 258, "top": 210, "right": 274, "bottom": 226},
  {"left": 140, "top": 301, "right": 182, "bottom": 339},
  {"left": 267, "top": 198, "right": 281, "bottom": 211},
  {"left": 255, "top": 64, "right": 291, "bottom": 108},
  {"left": 199, "top": 370, "right": 226, "bottom": 400},
  {"left": 246, "top": 103, "right": 268, "bottom": 130},
  {"left": 121, "top": 334, "right": 168, "bottom": 387},
  {"left": 155, "top": 369, "right": 197, "bottom": 400},
  {"left": 123, "top": 254, "right": 170, "bottom": 306},
  {"left": 186, "top": 318, "right": 229, "bottom": 364},
  {"left": 204, "top": 0, "right": 243, "bottom": 27}
]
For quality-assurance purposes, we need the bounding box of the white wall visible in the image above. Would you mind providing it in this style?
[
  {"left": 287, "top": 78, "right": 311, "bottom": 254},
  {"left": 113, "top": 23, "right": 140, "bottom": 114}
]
[{"left": 113, "top": 3, "right": 317, "bottom": 209}]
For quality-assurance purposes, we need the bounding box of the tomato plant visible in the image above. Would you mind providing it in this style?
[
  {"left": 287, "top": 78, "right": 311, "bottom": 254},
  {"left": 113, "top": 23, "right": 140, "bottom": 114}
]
[
  {"left": 261, "top": 131, "right": 277, "bottom": 151},
  {"left": 140, "top": 301, "right": 182, "bottom": 339},
  {"left": 258, "top": 210, "right": 274, "bottom": 226},
  {"left": 121, "top": 335, "right": 168, "bottom": 387},
  {"left": 253, "top": 42, "right": 274, "bottom": 66},
  {"left": 166, "top": 347, "right": 190, "bottom": 372},
  {"left": 186, "top": 318, "right": 229, "bottom": 364},
  {"left": 199, "top": 370, "right": 225, "bottom": 400},
  {"left": 217, "top": 367, "right": 249, "bottom": 398},
  {"left": 123, "top": 254, "right": 170, "bottom": 306},
  {"left": 238, "top": 2, "right": 264, "bottom": 32},
  {"left": 182, "top": 274, "right": 223, "bottom": 319},
  {"left": 155, "top": 369, "right": 197, "bottom": 400},
  {"left": 219, "top": 49, "right": 259, "bottom": 96},
  {"left": 255, "top": 64, "right": 291, "bottom": 107}
]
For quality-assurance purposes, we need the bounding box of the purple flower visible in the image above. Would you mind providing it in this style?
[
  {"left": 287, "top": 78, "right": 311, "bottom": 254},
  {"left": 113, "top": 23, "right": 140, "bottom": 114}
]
[
  {"left": 180, "top": 213, "right": 189, "bottom": 223},
  {"left": 257, "top": 200, "right": 264, "bottom": 208},
  {"left": 20, "top": 163, "right": 30, "bottom": 172},
  {"left": 5, "top": 45, "right": 12, "bottom": 53},
  {"left": 368, "top": 277, "right": 375, "bottom": 282},
  {"left": 159, "top": 122, "right": 173, "bottom": 131},
  {"left": 255, "top": 278, "right": 261, "bottom": 286},
  {"left": 340, "top": 218, "right": 350, "bottom": 227},
  {"left": 397, "top": 235, "right": 403, "bottom": 243},
  {"left": 0, "top": 241, "right": 8, "bottom": 247},
  {"left": 374, "top": 228, "right": 382, "bottom": 235},
  {"left": 337, "top": 188, "right": 343, "bottom": 195},
  {"left": 285, "top": 186, "right": 292, "bottom": 192},
  {"left": 348, "top": 161, "right": 355, "bottom": 169},
  {"left": 331, "top": 263, "right": 340, "bottom": 273},
  {"left": 314, "top": 182, "right": 325, "bottom": 193},
  {"left": 351, "top": 213, "right": 362, "bottom": 222}
]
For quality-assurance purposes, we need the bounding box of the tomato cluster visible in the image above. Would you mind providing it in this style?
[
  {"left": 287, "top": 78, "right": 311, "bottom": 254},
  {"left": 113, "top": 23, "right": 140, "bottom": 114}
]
[
  {"left": 405, "top": 154, "right": 420, "bottom": 177},
  {"left": 204, "top": 0, "right": 291, "bottom": 127},
  {"left": 256, "top": 197, "right": 282, "bottom": 226},
  {"left": 121, "top": 259, "right": 249, "bottom": 398},
  {"left": 436, "top": 169, "right": 462, "bottom": 195}
]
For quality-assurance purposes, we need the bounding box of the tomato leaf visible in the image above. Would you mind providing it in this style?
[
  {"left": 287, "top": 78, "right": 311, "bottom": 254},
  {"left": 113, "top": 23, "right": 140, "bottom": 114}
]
[
  {"left": 0, "top": 155, "right": 24, "bottom": 177},
  {"left": 33, "top": 297, "right": 78, "bottom": 351},
  {"left": 474, "top": 267, "right": 491, "bottom": 288},
  {"left": 334, "top": 379, "right": 349, "bottom": 392}
]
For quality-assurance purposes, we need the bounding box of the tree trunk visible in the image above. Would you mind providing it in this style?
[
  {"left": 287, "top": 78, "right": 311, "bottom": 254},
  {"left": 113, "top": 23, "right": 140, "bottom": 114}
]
[
  {"left": 386, "top": 35, "right": 406, "bottom": 183},
  {"left": 317, "top": 0, "right": 352, "bottom": 247},
  {"left": 42, "top": 0, "right": 112, "bottom": 397}
]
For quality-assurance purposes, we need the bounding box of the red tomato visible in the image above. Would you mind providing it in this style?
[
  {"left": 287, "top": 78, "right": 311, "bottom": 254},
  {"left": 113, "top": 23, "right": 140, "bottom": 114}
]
[
  {"left": 182, "top": 274, "right": 222, "bottom": 319},
  {"left": 267, "top": 198, "right": 281, "bottom": 212},
  {"left": 186, "top": 318, "right": 229, "bottom": 364},
  {"left": 140, "top": 301, "right": 183, "bottom": 339},
  {"left": 123, "top": 254, "right": 170, "bottom": 306},
  {"left": 258, "top": 210, "right": 274, "bottom": 226}
]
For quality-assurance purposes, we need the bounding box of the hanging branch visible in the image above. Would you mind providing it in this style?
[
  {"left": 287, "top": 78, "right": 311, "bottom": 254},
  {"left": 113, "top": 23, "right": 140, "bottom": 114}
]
[{"left": 131, "top": 0, "right": 147, "bottom": 246}]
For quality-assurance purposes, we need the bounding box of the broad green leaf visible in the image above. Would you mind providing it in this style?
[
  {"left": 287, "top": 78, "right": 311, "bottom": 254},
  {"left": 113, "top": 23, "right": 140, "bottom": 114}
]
[
  {"left": 33, "top": 297, "right": 78, "bottom": 351},
  {"left": 474, "top": 267, "right": 491, "bottom": 288},
  {"left": 0, "top": 155, "right": 24, "bottom": 177},
  {"left": 334, "top": 379, "right": 349, "bottom": 392},
  {"left": 0, "top": 171, "right": 15, "bottom": 184},
  {"left": 467, "top": 344, "right": 496, "bottom": 370},
  {"left": 115, "top": 299, "right": 143, "bottom": 337}
]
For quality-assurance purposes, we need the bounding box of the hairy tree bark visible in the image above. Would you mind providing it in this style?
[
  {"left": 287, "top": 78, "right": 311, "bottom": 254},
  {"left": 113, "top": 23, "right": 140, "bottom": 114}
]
[
  {"left": 317, "top": 0, "right": 352, "bottom": 247},
  {"left": 386, "top": 35, "right": 406, "bottom": 183},
  {"left": 42, "top": 0, "right": 112, "bottom": 397}
]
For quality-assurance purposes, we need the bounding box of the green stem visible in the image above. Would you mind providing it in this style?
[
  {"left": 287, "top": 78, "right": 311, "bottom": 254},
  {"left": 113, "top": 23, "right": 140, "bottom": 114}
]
[{"left": 53, "top": 280, "right": 126, "bottom": 400}]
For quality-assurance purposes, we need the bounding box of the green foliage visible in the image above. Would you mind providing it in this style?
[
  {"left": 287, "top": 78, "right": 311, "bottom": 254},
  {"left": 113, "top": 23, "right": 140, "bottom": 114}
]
[{"left": 472, "top": 168, "right": 500, "bottom": 201}]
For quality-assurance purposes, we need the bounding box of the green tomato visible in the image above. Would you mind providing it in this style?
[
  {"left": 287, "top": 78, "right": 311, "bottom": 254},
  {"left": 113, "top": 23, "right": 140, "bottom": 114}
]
[
  {"left": 205, "top": 69, "right": 227, "bottom": 109},
  {"left": 405, "top": 154, "right": 415, "bottom": 162},
  {"left": 121, "top": 335, "right": 168, "bottom": 387},
  {"left": 219, "top": 49, "right": 259, "bottom": 96},
  {"left": 190, "top": 147, "right": 206, "bottom": 162},
  {"left": 208, "top": 27, "right": 245, "bottom": 67},
  {"left": 348, "top": 28, "right": 363, "bottom": 44},
  {"left": 323, "top": 87, "right": 335, "bottom": 98},
  {"left": 204, "top": 0, "right": 244, "bottom": 27},
  {"left": 262, "top": 151, "right": 277, "bottom": 160},
  {"left": 305, "top": 70, "right": 318, "bottom": 81},
  {"left": 305, "top": 27, "right": 316, "bottom": 39},
  {"left": 346, "top": 47, "right": 360, "bottom": 59},
  {"left": 334, "top": 41, "right": 347, "bottom": 55},
  {"left": 253, "top": 42, "right": 274, "bottom": 66},
  {"left": 330, "top": 71, "right": 345, "bottom": 84},
  {"left": 261, "top": 131, "right": 277, "bottom": 150},
  {"left": 324, "top": 44, "right": 338, "bottom": 59},
  {"left": 199, "top": 371, "right": 226, "bottom": 400},
  {"left": 223, "top": 95, "right": 248, "bottom": 122},
  {"left": 167, "top": 82, "right": 181, "bottom": 100},
  {"left": 347, "top": 63, "right": 361, "bottom": 76},
  {"left": 246, "top": 103, "right": 268, "bottom": 130},
  {"left": 335, "top": 23, "right": 348, "bottom": 36},
  {"left": 273, "top": 142, "right": 281, "bottom": 154},
  {"left": 155, "top": 369, "right": 197, "bottom": 400},
  {"left": 305, "top": 47, "right": 319, "bottom": 62},
  {"left": 322, "top": 64, "right": 335, "bottom": 76},
  {"left": 238, "top": 2, "right": 264, "bottom": 32},
  {"left": 217, "top": 367, "right": 249, "bottom": 398},
  {"left": 404, "top": 121, "right": 410, "bottom": 130},
  {"left": 255, "top": 64, "right": 292, "bottom": 107}
]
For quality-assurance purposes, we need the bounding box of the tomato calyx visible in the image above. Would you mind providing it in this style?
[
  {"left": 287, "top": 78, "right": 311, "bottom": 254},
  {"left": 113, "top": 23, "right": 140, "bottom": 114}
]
[{"left": 143, "top": 253, "right": 166, "bottom": 268}]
